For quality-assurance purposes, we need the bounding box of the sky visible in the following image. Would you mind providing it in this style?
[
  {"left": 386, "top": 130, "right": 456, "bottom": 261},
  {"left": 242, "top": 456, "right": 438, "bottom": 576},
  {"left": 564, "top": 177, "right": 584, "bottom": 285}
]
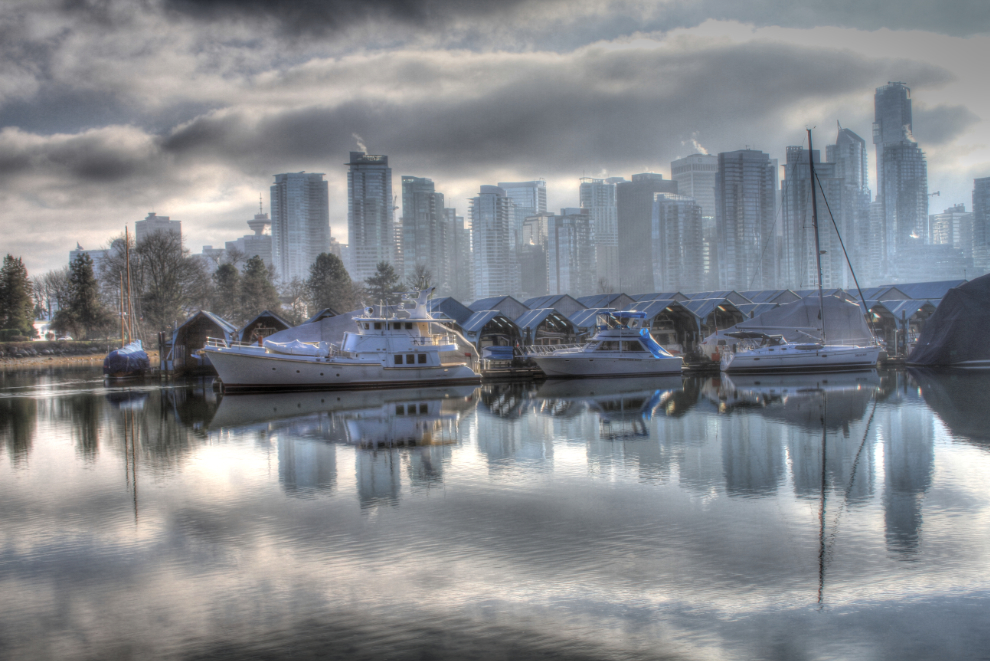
[{"left": 1, "top": 0, "right": 989, "bottom": 275}]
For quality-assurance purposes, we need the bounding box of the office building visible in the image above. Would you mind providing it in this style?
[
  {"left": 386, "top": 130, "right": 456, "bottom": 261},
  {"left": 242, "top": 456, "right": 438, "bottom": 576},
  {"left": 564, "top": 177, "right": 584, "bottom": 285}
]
[
  {"left": 652, "top": 193, "right": 704, "bottom": 293},
  {"left": 68, "top": 243, "right": 108, "bottom": 270},
  {"left": 135, "top": 212, "right": 181, "bottom": 244},
  {"left": 347, "top": 152, "right": 395, "bottom": 283},
  {"left": 470, "top": 186, "right": 517, "bottom": 299},
  {"left": 445, "top": 208, "right": 473, "bottom": 301},
  {"left": 400, "top": 176, "right": 446, "bottom": 285},
  {"left": 874, "top": 82, "right": 913, "bottom": 197},
  {"left": 671, "top": 154, "right": 717, "bottom": 218},
  {"left": 715, "top": 149, "right": 777, "bottom": 291},
  {"left": 547, "top": 208, "right": 596, "bottom": 298},
  {"left": 826, "top": 125, "right": 873, "bottom": 286},
  {"left": 226, "top": 209, "right": 273, "bottom": 269},
  {"left": 974, "top": 177, "right": 990, "bottom": 274},
  {"left": 617, "top": 174, "right": 677, "bottom": 293},
  {"left": 579, "top": 177, "right": 619, "bottom": 294},
  {"left": 270, "top": 172, "right": 330, "bottom": 282},
  {"left": 497, "top": 180, "right": 546, "bottom": 247}
]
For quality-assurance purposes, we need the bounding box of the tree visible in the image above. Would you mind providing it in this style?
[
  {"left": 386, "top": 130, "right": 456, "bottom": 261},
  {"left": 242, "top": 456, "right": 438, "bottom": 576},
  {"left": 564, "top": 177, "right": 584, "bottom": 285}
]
[
  {"left": 365, "top": 261, "right": 401, "bottom": 306},
  {"left": 239, "top": 255, "right": 281, "bottom": 321},
  {"left": 597, "top": 276, "right": 615, "bottom": 295},
  {"left": 307, "top": 252, "right": 362, "bottom": 314},
  {"left": 54, "top": 253, "right": 112, "bottom": 339},
  {"left": 405, "top": 263, "right": 434, "bottom": 292},
  {"left": 280, "top": 276, "right": 310, "bottom": 326},
  {"left": 34, "top": 267, "right": 72, "bottom": 323},
  {"left": 211, "top": 263, "right": 241, "bottom": 321},
  {"left": 134, "top": 230, "right": 209, "bottom": 332},
  {"left": 0, "top": 255, "right": 36, "bottom": 336}
]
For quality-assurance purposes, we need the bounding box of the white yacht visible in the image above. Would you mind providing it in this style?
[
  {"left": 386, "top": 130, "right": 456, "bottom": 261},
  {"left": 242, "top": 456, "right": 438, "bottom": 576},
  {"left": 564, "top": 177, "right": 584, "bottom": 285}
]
[
  {"left": 529, "top": 311, "right": 683, "bottom": 377},
  {"left": 203, "top": 289, "right": 480, "bottom": 392},
  {"left": 720, "top": 332, "right": 880, "bottom": 373}
]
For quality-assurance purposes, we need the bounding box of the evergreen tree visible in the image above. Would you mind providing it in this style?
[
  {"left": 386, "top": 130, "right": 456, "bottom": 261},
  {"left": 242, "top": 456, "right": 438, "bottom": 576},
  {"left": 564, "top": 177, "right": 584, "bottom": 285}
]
[
  {"left": 307, "top": 252, "right": 357, "bottom": 313},
  {"left": 211, "top": 263, "right": 241, "bottom": 322},
  {"left": 239, "top": 255, "right": 281, "bottom": 321},
  {"left": 365, "top": 261, "right": 401, "bottom": 306},
  {"left": 55, "top": 253, "right": 111, "bottom": 339},
  {"left": 0, "top": 255, "right": 36, "bottom": 337}
]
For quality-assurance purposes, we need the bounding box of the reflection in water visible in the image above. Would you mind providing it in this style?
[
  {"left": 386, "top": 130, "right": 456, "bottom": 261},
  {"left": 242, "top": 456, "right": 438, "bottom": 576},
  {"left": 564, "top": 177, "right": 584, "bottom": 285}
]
[{"left": 4, "top": 368, "right": 990, "bottom": 658}]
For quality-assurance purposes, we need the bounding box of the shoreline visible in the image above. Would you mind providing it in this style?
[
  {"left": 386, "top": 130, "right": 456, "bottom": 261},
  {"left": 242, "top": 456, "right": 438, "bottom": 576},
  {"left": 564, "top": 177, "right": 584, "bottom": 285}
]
[{"left": 1, "top": 351, "right": 160, "bottom": 371}]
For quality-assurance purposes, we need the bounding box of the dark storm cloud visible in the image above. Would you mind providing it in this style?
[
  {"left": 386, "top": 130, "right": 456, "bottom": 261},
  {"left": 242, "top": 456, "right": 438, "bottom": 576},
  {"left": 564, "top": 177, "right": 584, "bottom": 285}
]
[
  {"left": 159, "top": 40, "right": 951, "bottom": 182},
  {"left": 912, "top": 104, "right": 981, "bottom": 146}
]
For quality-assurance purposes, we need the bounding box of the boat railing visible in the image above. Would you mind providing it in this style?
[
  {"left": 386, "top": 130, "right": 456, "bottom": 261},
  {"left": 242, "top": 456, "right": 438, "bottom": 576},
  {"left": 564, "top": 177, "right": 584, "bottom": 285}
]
[
  {"left": 204, "top": 337, "right": 267, "bottom": 350},
  {"left": 524, "top": 343, "right": 585, "bottom": 356},
  {"left": 410, "top": 335, "right": 455, "bottom": 346}
]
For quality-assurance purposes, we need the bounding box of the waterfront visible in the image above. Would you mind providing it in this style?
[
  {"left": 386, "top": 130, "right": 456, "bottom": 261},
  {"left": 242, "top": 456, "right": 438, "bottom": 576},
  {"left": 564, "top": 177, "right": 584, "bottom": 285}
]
[{"left": 1, "top": 368, "right": 989, "bottom": 660}]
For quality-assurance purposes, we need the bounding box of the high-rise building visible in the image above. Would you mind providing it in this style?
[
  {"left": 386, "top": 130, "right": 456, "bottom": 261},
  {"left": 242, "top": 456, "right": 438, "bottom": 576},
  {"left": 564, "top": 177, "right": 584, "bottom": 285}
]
[
  {"left": 470, "top": 186, "right": 517, "bottom": 299},
  {"left": 400, "top": 176, "right": 446, "bottom": 286},
  {"left": 226, "top": 209, "right": 273, "bottom": 269},
  {"left": 715, "top": 149, "right": 777, "bottom": 291},
  {"left": 617, "top": 174, "right": 677, "bottom": 293},
  {"left": 780, "top": 147, "right": 847, "bottom": 290},
  {"left": 974, "top": 177, "right": 990, "bottom": 274},
  {"left": 651, "top": 193, "right": 704, "bottom": 293},
  {"left": 497, "top": 180, "right": 546, "bottom": 247},
  {"left": 930, "top": 204, "right": 973, "bottom": 256},
  {"left": 68, "top": 243, "right": 108, "bottom": 270},
  {"left": 519, "top": 213, "right": 553, "bottom": 301},
  {"left": 873, "top": 83, "right": 928, "bottom": 282},
  {"left": 670, "top": 154, "right": 717, "bottom": 218},
  {"left": 445, "top": 208, "right": 473, "bottom": 301},
  {"left": 270, "top": 172, "right": 330, "bottom": 282},
  {"left": 347, "top": 152, "right": 395, "bottom": 284},
  {"left": 826, "top": 125, "right": 873, "bottom": 286},
  {"left": 135, "top": 212, "right": 181, "bottom": 244},
  {"left": 579, "top": 177, "right": 618, "bottom": 293},
  {"left": 547, "top": 208, "right": 595, "bottom": 297}
]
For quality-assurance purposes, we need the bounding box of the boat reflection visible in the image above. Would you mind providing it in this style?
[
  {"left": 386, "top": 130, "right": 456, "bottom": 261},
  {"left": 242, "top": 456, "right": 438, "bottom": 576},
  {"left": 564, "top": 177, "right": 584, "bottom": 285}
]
[{"left": 911, "top": 369, "right": 990, "bottom": 447}]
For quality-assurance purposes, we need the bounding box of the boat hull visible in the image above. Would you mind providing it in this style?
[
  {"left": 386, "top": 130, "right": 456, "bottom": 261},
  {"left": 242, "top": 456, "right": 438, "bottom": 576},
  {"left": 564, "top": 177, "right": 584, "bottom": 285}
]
[
  {"left": 532, "top": 354, "right": 683, "bottom": 378},
  {"left": 721, "top": 345, "right": 880, "bottom": 373},
  {"left": 205, "top": 347, "right": 480, "bottom": 392}
]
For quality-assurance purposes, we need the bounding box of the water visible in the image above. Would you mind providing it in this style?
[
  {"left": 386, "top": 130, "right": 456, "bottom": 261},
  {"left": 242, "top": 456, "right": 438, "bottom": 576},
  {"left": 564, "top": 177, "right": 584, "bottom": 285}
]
[{"left": 2, "top": 367, "right": 990, "bottom": 660}]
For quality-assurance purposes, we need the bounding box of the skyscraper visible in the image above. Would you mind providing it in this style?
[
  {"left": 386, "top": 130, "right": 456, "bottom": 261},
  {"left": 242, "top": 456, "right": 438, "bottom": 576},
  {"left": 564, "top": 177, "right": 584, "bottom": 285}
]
[
  {"left": 651, "top": 193, "right": 704, "bottom": 293},
  {"left": 400, "top": 176, "right": 446, "bottom": 285},
  {"left": 826, "top": 125, "right": 872, "bottom": 285},
  {"left": 135, "top": 212, "right": 181, "bottom": 244},
  {"left": 470, "top": 186, "right": 517, "bottom": 299},
  {"left": 670, "top": 154, "right": 717, "bottom": 218},
  {"left": 579, "top": 177, "right": 618, "bottom": 293},
  {"left": 874, "top": 82, "right": 913, "bottom": 196},
  {"left": 780, "top": 147, "right": 847, "bottom": 290},
  {"left": 445, "top": 208, "right": 473, "bottom": 301},
  {"left": 270, "top": 172, "right": 330, "bottom": 282},
  {"left": 715, "top": 149, "right": 777, "bottom": 291},
  {"left": 497, "top": 180, "right": 546, "bottom": 246},
  {"left": 546, "top": 208, "right": 595, "bottom": 297},
  {"left": 974, "top": 177, "right": 990, "bottom": 274},
  {"left": 347, "top": 152, "right": 395, "bottom": 283},
  {"left": 617, "top": 174, "right": 677, "bottom": 293}
]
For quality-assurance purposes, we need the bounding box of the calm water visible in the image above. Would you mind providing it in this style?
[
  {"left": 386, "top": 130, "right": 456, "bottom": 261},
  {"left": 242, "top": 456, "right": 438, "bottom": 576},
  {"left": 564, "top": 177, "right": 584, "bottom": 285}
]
[{"left": 2, "top": 368, "right": 990, "bottom": 660}]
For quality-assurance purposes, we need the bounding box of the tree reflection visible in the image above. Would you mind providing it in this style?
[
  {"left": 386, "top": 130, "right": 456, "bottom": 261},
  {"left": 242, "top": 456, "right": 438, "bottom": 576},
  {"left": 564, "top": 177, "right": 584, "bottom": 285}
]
[{"left": 0, "top": 397, "right": 36, "bottom": 466}]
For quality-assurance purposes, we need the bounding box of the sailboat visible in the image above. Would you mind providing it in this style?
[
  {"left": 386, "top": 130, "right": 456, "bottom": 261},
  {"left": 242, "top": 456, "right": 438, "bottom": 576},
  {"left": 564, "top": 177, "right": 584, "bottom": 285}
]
[
  {"left": 104, "top": 226, "right": 150, "bottom": 381},
  {"left": 721, "top": 129, "right": 880, "bottom": 373}
]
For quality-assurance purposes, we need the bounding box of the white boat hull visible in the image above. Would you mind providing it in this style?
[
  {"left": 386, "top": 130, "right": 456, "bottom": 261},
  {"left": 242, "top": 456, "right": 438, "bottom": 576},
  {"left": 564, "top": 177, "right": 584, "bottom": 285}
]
[
  {"left": 532, "top": 354, "right": 683, "bottom": 377},
  {"left": 721, "top": 345, "right": 880, "bottom": 373},
  {"left": 205, "top": 346, "right": 479, "bottom": 392}
]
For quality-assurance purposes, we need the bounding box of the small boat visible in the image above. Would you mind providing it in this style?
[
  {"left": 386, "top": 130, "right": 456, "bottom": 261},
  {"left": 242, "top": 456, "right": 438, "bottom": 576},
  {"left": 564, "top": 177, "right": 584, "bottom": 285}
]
[
  {"left": 721, "top": 129, "right": 880, "bottom": 374},
  {"left": 103, "top": 339, "right": 151, "bottom": 381},
  {"left": 528, "top": 311, "right": 683, "bottom": 378},
  {"left": 203, "top": 289, "right": 480, "bottom": 393}
]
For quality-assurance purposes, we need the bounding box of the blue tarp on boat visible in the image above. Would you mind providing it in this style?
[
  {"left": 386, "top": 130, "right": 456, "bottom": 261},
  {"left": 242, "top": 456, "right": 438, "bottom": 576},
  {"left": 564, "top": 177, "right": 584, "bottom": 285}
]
[{"left": 103, "top": 340, "right": 150, "bottom": 375}]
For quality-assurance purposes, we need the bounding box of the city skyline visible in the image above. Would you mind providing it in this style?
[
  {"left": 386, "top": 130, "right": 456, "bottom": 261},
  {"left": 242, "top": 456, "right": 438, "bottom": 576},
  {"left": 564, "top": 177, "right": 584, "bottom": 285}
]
[{"left": 1, "top": 1, "right": 987, "bottom": 275}]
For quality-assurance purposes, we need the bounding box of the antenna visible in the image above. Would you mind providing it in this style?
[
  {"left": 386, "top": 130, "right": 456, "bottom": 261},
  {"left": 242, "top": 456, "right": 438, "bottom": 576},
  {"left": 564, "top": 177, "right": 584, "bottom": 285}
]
[{"left": 259, "top": 194, "right": 263, "bottom": 214}]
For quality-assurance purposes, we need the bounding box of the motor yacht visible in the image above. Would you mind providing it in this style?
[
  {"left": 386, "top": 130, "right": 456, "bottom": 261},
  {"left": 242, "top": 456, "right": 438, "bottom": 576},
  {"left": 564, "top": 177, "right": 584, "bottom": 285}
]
[
  {"left": 720, "top": 331, "right": 880, "bottom": 373},
  {"left": 203, "top": 289, "right": 480, "bottom": 392},
  {"left": 529, "top": 311, "right": 683, "bottom": 377}
]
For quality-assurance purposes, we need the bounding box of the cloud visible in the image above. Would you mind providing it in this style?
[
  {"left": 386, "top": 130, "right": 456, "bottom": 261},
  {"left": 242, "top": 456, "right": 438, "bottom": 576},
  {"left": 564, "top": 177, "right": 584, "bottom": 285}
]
[{"left": 912, "top": 104, "right": 981, "bottom": 146}]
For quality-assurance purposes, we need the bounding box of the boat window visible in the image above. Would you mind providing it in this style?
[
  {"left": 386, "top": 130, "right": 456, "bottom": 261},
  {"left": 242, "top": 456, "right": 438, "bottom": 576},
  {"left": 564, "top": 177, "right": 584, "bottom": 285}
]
[
  {"left": 405, "top": 322, "right": 413, "bottom": 330},
  {"left": 418, "top": 354, "right": 426, "bottom": 363},
  {"left": 374, "top": 322, "right": 382, "bottom": 330},
  {"left": 364, "top": 323, "right": 370, "bottom": 330},
  {"left": 717, "top": 339, "right": 726, "bottom": 346},
  {"left": 597, "top": 340, "right": 620, "bottom": 351},
  {"left": 406, "top": 354, "right": 415, "bottom": 364},
  {"left": 622, "top": 341, "right": 646, "bottom": 352},
  {"left": 419, "top": 403, "right": 428, "bottom": 414},
  {"left": 394, "top": 354, "right": 402, "bottom": 365},
  {"left": 395, "top": 404, "right": 404, "bottom": 415}
]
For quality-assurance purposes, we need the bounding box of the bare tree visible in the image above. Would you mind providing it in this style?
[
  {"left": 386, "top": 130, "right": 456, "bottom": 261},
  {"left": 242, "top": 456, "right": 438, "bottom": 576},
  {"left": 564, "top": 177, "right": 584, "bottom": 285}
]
[
  {"left": 34, "top": 267, "right": 71, "bottom": 320},
  {"left": 405, "top": 263, "right": 434, "bottom": 292},
  {"left": 279, "top": 276, "right": 310, "bottom": 326},
  {"left": 135, "top": 230, "right": 210, "bottom": 332},
  {"left": 597, "top": 276, "right": 615, "bottom": 295}
]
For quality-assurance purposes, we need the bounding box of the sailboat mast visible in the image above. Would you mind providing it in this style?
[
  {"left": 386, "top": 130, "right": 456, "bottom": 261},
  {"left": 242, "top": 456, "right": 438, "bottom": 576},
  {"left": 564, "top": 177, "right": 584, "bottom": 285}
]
[
  {"left": 119, "top": 272, "right": 126, "bottom": 344},
  {"left": 125, "top": 226, "right": 134, "bottom": 342},
  {"left": 807, "top": 129, "right": 827, "bottom": 344}
]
